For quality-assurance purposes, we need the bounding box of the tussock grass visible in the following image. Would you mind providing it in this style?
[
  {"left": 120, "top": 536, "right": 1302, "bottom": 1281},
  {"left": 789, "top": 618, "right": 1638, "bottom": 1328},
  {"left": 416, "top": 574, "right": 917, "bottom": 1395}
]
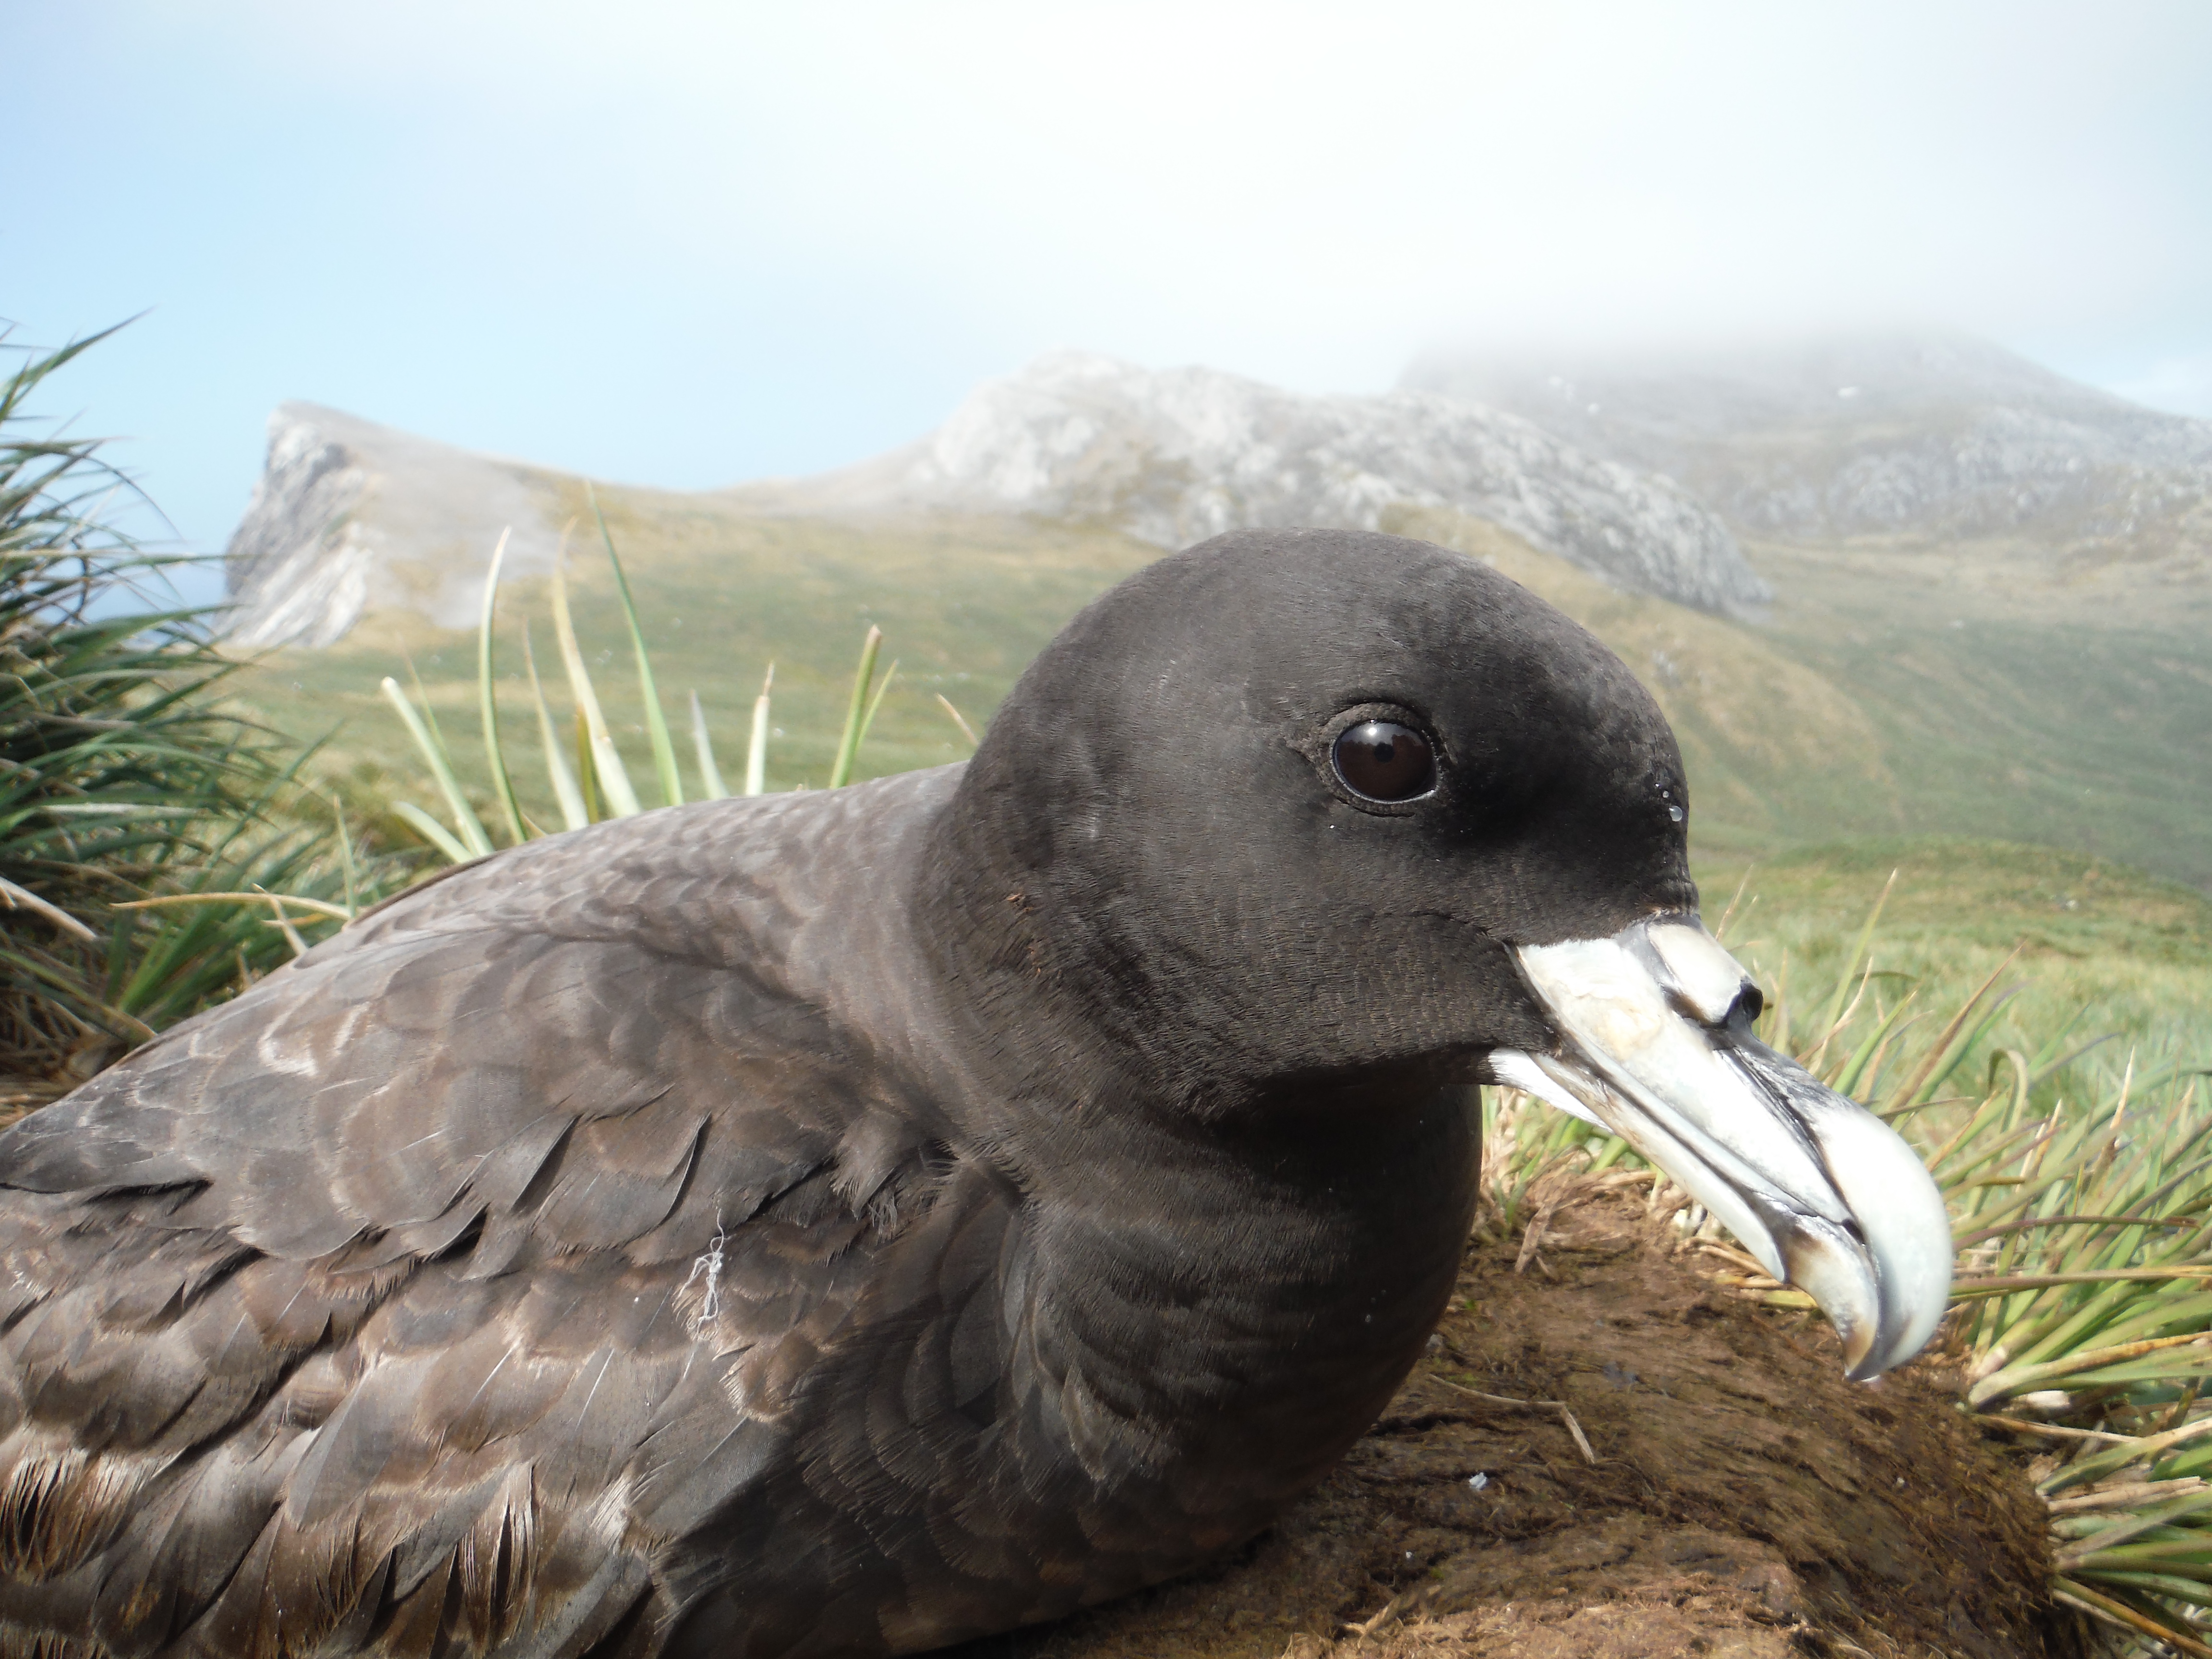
[
  {"left": 381, "top": 503, "right": 902, "bottom": 863},
  {"left": 0, "top": 329, "right": 396, "bottom": 1106}
]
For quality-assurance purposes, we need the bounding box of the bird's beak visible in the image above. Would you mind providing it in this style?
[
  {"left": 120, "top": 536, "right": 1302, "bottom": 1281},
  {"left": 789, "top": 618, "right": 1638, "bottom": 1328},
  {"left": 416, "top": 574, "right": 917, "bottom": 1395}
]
[{"left": 1489, "top": 916, "right": 1951, "bottom": 1380}]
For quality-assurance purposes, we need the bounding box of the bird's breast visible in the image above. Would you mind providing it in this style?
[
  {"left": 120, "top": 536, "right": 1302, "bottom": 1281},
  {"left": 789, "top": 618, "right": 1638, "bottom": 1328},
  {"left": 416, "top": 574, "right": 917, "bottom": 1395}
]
[{"left": 983, "top": 1085, "right": 1480, "bottom": 1554}]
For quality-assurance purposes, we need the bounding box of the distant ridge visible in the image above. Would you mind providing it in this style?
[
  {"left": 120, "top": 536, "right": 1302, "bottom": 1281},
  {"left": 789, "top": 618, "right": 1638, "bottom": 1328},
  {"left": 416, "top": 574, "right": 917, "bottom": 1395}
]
[
  {"left": 753, "top": 352, "right": 1768, "bottom": 615},
  {"left": 1402, "top": 333, "right": 2212, "bottom": 579},
  {"left": 222, "top": 355, "right": 1767, "bottom": 647}
]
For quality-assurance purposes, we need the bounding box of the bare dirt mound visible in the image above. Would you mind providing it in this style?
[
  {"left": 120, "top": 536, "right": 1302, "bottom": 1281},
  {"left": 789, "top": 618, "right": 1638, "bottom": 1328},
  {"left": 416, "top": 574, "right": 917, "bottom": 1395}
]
[{"left": 962, "top": 1190, "right": 2061, "bottom": 1659}]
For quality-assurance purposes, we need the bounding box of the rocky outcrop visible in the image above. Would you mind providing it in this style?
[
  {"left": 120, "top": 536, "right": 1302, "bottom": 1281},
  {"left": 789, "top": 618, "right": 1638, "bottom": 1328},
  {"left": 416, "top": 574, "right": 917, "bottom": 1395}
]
[
  {"left": 1402, "top": 334, "right": 2212, "bottom": 575},
  {"left": 771, "top": 353, "right": 1770, "bottom": 615},
  {"left": 223, "top": 405, "right": 565, "bottom": 648}
]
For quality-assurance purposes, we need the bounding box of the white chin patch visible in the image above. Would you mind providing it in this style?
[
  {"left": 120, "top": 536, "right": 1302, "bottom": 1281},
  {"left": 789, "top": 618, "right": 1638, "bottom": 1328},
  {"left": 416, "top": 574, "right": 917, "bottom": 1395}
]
[{"left": 1488, "top": 1048, "right": 1605, "bottom": 1128}]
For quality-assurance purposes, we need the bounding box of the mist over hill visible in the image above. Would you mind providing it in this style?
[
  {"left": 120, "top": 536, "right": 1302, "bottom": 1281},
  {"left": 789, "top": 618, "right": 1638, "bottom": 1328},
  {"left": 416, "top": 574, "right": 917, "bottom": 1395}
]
[{"left": 1401, "top": 334, "right": 2212, "bottom": 585}]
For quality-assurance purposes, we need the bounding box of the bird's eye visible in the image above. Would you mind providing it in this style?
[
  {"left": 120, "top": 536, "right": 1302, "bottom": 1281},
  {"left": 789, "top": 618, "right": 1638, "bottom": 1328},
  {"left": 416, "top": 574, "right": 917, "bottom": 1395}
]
[{"left": 1331, "top": 721, "right": 1436, "bottom": 802}]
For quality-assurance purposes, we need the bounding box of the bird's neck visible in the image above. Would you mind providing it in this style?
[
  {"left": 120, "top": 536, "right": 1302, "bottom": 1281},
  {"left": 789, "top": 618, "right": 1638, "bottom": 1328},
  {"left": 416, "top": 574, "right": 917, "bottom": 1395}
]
[{"left": 1008, "top": 1083, "right": 1479, "bottom": 1531}]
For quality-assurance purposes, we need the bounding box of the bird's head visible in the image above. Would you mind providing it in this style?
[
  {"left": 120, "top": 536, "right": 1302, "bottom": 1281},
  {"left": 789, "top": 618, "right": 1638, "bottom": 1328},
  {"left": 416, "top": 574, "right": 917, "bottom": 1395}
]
[{"left": 938, "top": 527, "right": 1949, "bottom": 1379}]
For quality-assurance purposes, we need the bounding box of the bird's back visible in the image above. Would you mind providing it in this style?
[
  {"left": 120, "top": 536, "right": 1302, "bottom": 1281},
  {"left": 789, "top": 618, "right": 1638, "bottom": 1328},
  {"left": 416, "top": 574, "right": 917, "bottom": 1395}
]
[{"left": 0, "top": 777, "right": 1021, "bottom": 1657}]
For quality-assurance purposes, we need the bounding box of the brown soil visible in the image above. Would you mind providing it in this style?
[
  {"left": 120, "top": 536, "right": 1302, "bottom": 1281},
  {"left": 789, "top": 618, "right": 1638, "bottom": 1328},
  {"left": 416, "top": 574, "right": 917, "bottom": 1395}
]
[{"left": 958, "top": 1189, "right": 2065, "bottom": 1659}]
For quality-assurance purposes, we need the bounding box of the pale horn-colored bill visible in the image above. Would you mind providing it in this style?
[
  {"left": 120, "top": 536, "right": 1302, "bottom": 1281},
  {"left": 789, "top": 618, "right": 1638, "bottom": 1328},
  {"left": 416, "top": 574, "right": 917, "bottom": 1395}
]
[{"left": 1489, "top": 916, "right": 1951, "bottom": 1381}]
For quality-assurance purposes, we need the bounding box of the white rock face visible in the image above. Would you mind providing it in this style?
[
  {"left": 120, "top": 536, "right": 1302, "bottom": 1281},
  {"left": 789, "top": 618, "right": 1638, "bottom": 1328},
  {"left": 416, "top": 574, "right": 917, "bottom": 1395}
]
[
  {"left": 223, "top": 404, "right": 565, "bottom": 648},
  {"left": 787, "top": 353, "right": 1769, "bottom": 614}
]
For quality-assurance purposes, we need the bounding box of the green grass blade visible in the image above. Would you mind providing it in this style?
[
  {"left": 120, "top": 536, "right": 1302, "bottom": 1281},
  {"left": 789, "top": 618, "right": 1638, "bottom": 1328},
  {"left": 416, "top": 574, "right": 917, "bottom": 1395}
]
[
  {"left": 521, "top": 627, "right": 589, "bottom": 831},
  {"left": 589, "top": 484, "right": 682, "bottom": 808},
  {"left": 378, "top": 676, "right": 492, "bottom": 858},
  {"left": 390, "top": 800, "right": 474, "bottom": 864},
  {"left": 936, "top": 693, "right": 980, "bottom": 748},
  {"left": 403, "top": 653, "right": 456, "bottom": 776},
  {"left": 828, "top": 626, "right": 883, "bottom": 790},
  {"left": 0, "top": 324, "right": 426, "bottom": 1081},
  {"left": 689, "top": 691, "right": 729, "bottom": 799},
  {"left": 857, "top": 659, "right": 898, "bottom": 752},
  {"left": 1973, "top": 1328, "right": 2212, "bottom": 1406},
  {"left": 2050, "top": 1577, "right": 2212, "bottom": 1658},
  {"left": 548, "top": 558, "right": 642, "bottom": 817},
  {"left": 2056, "top": 1491, "right": 2212, "bottom": 1564},
  {"left": 745, "top": 665, "right": 773, "bottom": 796},
  {"left": 475, "top": 526, "right": 527, "bottom": 846},
  {"left": 328, "top": 793, "right": 358, "bottom": 915},
  {"left": 1835, "top": 993, "right": 1919, "bottom": 1100},
  {"left": 575, "top": 708, "right": 602, "bottom": 822},
  {"left": 1807, "top": 868, "right": 1896, "bottom": 1067},
  {"left": 1895, "top": 951, "right": 2025, "bottom": 1110}
]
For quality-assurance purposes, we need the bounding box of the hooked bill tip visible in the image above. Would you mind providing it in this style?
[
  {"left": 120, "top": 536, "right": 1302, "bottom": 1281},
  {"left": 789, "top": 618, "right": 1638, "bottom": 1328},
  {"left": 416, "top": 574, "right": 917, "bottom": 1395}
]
[{"left": 1506, "top": 923, "right": 1953, "bottom": 1383}]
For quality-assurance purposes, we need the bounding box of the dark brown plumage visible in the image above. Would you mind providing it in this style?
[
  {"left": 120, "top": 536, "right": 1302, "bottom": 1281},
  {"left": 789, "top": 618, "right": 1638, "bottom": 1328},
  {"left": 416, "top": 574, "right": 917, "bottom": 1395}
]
[{"left": 0, "top": 529, "right": 1706, "bottom": 1656}]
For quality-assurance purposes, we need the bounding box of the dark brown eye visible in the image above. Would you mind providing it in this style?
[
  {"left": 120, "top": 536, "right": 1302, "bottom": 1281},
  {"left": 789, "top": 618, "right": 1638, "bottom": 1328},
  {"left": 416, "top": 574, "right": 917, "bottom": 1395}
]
[{"left": 1331, "top": 721, "right": 1436, "bottom": 802}]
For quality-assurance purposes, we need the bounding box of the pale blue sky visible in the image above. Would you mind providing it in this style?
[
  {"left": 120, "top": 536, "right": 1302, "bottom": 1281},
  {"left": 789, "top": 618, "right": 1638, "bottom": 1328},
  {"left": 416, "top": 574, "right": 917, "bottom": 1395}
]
[{"left": 8, "top": 1, "right": 2211, "bottom": 597}]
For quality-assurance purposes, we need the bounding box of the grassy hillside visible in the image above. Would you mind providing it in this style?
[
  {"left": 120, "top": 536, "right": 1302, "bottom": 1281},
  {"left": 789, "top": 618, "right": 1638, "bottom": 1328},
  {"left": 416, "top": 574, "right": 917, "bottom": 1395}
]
[
  {"left": 1694, "top": 837, "right": 2210, "bottom": 1063},
  {"left": 228, "top": 491, "right": 2212, "bottom": 889},
  {"left": 221, "top": 496, "right": 2208, "bottom": 1062},
  {"left": 1389, "top": 506, "right": 2212, "bottom": 891},
  {"left": 1755, "top": 541, "right": 2212, "bottom": 889}
]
